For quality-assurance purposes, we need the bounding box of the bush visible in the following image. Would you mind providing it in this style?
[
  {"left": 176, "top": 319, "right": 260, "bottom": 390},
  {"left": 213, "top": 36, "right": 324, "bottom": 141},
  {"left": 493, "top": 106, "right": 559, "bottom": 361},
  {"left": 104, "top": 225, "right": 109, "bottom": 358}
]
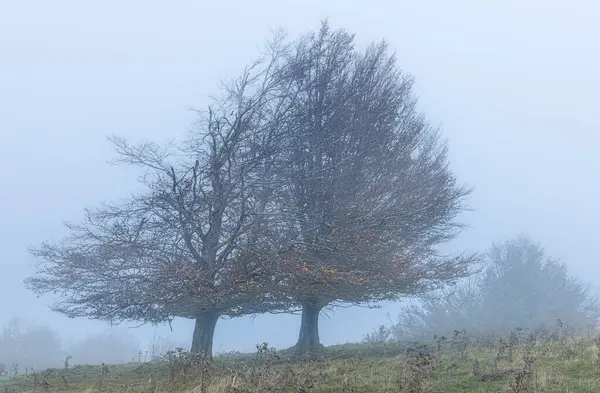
[{"left": 389, "top": 236, "right": 600, "bottom": 340}]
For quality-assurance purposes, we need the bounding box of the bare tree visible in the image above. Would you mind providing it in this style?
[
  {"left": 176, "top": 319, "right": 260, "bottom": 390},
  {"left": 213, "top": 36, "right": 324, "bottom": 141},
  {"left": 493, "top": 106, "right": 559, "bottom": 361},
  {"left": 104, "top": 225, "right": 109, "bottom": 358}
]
[
  {"left": 25, "top": 24, "right": 477, "bottom": 358},
  {"left": 265, "top": 22, "right": 478, "bottom": 354},
  {"left": 26, "top": 35, "right": 301, "bottom": 360}
]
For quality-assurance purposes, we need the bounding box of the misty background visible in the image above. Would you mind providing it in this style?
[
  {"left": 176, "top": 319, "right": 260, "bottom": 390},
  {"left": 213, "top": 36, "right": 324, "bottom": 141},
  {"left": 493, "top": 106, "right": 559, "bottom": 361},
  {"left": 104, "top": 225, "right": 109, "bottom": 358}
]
[{"left": 1, "top": 0, "right": 599, "bottom": 364}]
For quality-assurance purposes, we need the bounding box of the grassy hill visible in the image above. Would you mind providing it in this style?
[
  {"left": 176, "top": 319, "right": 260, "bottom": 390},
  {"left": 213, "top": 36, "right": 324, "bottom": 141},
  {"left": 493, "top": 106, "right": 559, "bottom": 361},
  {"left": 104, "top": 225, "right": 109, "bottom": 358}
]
[{"left": 1, "top": 331, "right": 600, "bottom": 392}]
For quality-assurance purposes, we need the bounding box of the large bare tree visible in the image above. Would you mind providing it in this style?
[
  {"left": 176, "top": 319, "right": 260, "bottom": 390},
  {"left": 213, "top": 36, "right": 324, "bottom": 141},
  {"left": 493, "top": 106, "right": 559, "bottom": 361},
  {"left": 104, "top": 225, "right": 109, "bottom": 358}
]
[
  {"left": 26, "top": 37, "right": 301, "bottom": 359},
  {"left": 266, "top": 22, "right": 479, "bottom": 354}
]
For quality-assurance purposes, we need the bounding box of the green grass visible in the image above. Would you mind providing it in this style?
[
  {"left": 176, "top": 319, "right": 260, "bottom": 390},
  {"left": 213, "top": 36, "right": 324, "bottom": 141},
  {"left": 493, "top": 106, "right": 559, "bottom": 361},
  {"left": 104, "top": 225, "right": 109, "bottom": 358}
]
[{"left": 1, "top": 335, "right": 600, "bottom": 392}]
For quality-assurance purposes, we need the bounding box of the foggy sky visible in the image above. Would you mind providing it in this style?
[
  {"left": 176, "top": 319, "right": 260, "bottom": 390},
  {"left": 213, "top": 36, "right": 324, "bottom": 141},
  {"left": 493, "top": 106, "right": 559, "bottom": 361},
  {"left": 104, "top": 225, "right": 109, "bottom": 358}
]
[{"left": 1, "top": 0, "right": 599, "bottom": 354}]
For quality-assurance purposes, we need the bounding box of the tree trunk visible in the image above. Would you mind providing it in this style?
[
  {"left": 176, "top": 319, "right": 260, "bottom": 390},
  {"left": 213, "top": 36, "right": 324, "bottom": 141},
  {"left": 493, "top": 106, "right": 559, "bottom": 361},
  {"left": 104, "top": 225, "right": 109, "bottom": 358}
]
[
  {"left": 294, "top": 302, "right": 325, "bottom": 355},
  {"left": 190, "top": 311, "right": 219, "bottom": 360}
]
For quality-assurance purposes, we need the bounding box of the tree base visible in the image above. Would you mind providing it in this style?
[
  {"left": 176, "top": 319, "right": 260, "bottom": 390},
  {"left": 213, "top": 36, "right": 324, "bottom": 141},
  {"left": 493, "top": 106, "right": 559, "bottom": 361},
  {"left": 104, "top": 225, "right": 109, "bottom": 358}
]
[
  {"left": 190, "top": 311, "right": 219, "bottom": 360},
  {"left": 292, "top": 301, "right": 325, "bottom": 356},
  {"left": 285, "top": 342, "right": 325, "bottom": 357}
]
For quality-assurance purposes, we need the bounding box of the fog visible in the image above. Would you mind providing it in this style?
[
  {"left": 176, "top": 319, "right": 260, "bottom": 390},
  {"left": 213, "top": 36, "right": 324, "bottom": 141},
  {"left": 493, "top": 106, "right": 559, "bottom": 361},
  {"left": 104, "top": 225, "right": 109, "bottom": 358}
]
[{"left": 1, "top": 0, "right": 599, "bottom": 366}]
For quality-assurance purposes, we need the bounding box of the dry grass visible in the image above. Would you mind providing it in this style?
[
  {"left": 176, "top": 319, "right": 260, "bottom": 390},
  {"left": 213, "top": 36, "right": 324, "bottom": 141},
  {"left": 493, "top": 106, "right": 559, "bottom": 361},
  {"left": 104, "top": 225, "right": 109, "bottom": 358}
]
[{"left": 2, "top": 329, "right": 600, "bottom": 393}]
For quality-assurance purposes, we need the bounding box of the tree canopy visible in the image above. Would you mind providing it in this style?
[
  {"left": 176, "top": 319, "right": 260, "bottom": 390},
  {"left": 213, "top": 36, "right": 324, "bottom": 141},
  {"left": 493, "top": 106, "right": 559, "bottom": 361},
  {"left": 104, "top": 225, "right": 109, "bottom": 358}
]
[
  {"left": 26, "top": 21, "right": 477, "bottom": 358},
  {"left": 26, "top": 35, "right": 301, "bottom": 359},
  {"left": 257, "top": 22, "right": 477, "bottom": 353}
]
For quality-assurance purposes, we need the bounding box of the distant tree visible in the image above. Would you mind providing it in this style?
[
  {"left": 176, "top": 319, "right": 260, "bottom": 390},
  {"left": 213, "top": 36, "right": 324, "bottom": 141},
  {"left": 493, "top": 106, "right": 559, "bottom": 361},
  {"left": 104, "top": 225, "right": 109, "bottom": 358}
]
[
  {"left": 264, "top": 22, "right": 478, "bottom": 354},
  {"left": 0, "top": 316, "right": 64, "bottom": 370},
  {"left": 26, "top": 34, "right": 302, "bottom": 360},
  {"left": 67, "top": 329, "right": 140, "bottom": 365},
  {"left": 147, "top": 334, "right": 190, "bottom": 360},
  {"left": 390, "top": 236, "right": 600, "bottom": 340},
  {"left": 19, "top": 324, "right": 65, "bottom": 370},
  {"left": 363, "top": 325, "right": 393, "bottom": 344}
]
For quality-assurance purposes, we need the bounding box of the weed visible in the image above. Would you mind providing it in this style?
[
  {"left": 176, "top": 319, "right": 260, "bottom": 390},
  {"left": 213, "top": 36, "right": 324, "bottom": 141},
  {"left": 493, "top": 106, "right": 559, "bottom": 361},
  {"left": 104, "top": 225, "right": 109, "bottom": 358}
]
[
  {"left": 451, "top": 329, "right": 470, "bottom": 359},
  {"left": 594, "top": 336, "right": 600, "bottom": 373},
  {"left": 433, "top": 334, "right": 446, "bottom": 364},
  {"left": 397, "top": 344, "right": 435, "bottom": 393},
  {"left": 508, "top": 330, "right": 519, "bottom": 361},
  {"left": 164, "top": 348, "right": 204, "bottom": 380},
  {"left": 506, "top": 353, "right": 534, "bottom": 393}
]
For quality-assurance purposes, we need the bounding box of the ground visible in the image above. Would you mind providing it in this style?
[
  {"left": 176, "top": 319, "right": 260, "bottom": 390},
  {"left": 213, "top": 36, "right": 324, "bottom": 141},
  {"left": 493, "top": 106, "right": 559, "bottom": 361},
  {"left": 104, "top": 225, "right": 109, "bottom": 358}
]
[{"left": 1, "top": 332, "right": 600, "bottom": 392}]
